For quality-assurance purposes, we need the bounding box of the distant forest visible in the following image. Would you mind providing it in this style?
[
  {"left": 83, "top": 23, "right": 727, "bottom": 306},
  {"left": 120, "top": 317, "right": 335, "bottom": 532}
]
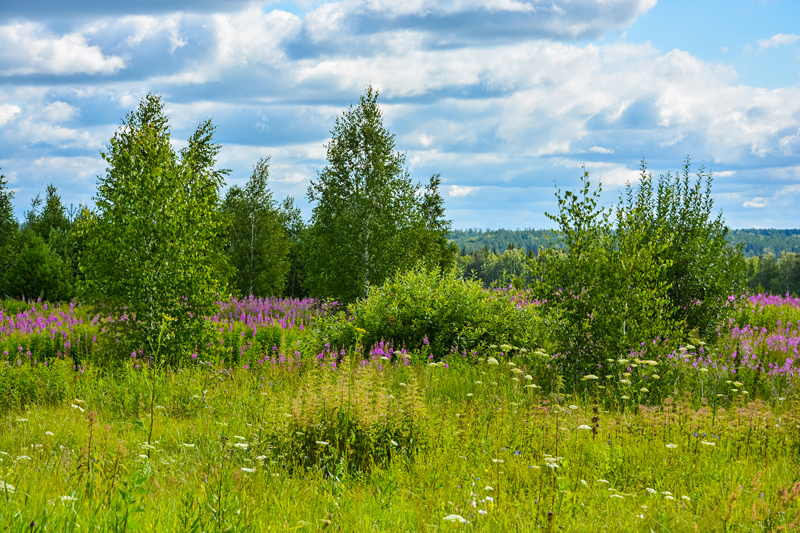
[{"left": 449, "top": 228, "right": 800, "bottom": 258}]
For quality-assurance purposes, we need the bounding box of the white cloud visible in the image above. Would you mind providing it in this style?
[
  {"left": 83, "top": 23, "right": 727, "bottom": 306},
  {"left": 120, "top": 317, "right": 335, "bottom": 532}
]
[
  {"left": 0, "top": 104, "right": 21, "bottom": 127},
  {"left": 119, "top": 14, "right": 187, "bottom": 53},
  {"left": 0, "top": 22, "right": 125, "bottom": 76},
  {"left": 743, "top": 198, "right": 768, "bottom": 208},
  {"left": 589, "top": 146, "right": 614, "bottom": 154},
  {"left": 214, "top": 7, "right": 302, "bottom": 68},
  {"left": 757, "top": 33, "right": 800, "bottom": 50},
  {"left": 449, "top": 185, "right": 480, "bottom": 197}
]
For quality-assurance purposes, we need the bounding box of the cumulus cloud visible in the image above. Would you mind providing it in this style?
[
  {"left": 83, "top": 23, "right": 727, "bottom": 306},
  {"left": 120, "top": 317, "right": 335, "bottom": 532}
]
[
  {"left": 743, "top": 197, "right": 768, "bottom": 208},
  {"left": 757, "top": 33, "right": 800, "bottom": 50},
  {"left": 449, "top": 185, "right": 480, "bottom": 197},
  {"left": 0, "top": 22, "right": 125, "bottom": 75},
  {"left": 0, "top": 104, "right": 21, "bottom": 127},
  {"left": 589, "top": 146, "right": 614, "bottom": 154}
]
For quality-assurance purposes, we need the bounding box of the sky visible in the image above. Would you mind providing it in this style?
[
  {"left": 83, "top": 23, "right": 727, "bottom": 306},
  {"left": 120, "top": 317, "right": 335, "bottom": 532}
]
[{"left": 1, "top": 0, "right": 799, "bottom": 229}]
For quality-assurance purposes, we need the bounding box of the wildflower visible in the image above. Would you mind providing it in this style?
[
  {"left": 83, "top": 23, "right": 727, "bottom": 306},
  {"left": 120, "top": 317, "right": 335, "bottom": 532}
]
[
  {"left": 621, "top": 395, "right": 630, "bottom": 400},
  {"left": 639, "top": 388, "right": 649, "bottom": 393},
  {"left": 699, "top": 368, "right": 709, "bottom": 373},
  {"left": 475, "top": 381, "right": 483, "bottom": 385},
  {"left": 60, "top": 495, "right": 77, "bottom": 501},
  {"left": 241, "top": 467, "right": 256, "bottom": 473},
  {"left": 487, "top": 357, "right": 499, "bottom": 365},
  {"left": 484, "top": 486, "right": 493, "bottom": 491},
  {"left": 665, "top": 444, "right": 678, "bottom": 449},
  {"left": 524, "top": 374, "right": 533, "bottom": 380},
  {"left": 492, "top": 459, "right": 504, "bottom": 463},
  {"left": 16, "top": 455, "right": 31, "bottom": 461},
  {"left": 180, "top": 443, "right": 195, "bottom": 448},
  {"left": 578, "top": 425, "right": 592, "bottom": 430},
  {"left": 398, "top": 382, "right": 406, "bottom": 387},
  {"left": 16, "top": 418, "right": 28, "bottom": 422},
  {"left": 443, "top": 515, "right": 469, "bottom": 524},
  {"left": 610, "top": 494, "right": 624, "bottom": 499},
  {"left": 700, "top": 440, "right": 716, "bottom": 446},
  {"left": 681, "top": 495, "right": 691, "bottom": 502},
  {"left": 525, "top": 384, "right": 539, "bottom": 389},
  {"left": 141, "top": 443, "right": 156, "bottom": 450},
  {"left": 0, "top": 481, "right": 14, "bottom": 494},
  {"left": 597, "top": 479, "right": 609, "bottom": 484},
  {"left": 45, "top": 431, "right": 54, "bottom": 436},
  {"left": 568, "top": 405, "right": 578, "bottom": 410},
  {"left": 651, "top": 374, "right": 660, "bottom": 379},
  {"left": 256, "top": 455, "right": 268, "bottom": 461},
  {"left": 619, "top": 379, "right": 631, "bottom": 385},
  {"left": 645, "top": 488, "right": 656, "bottom": 495},
  {"left": 661, "top": 491, "right": 673, "bottom": 496},
  {"left": 664, "top": 495, "right": 675, "bottom": 500},
  {"left": 233, "top": 443, "right": 249, "bottom": 450},
  {"left": 234, "top": 436, "right": 246, "bottom": 440},
  {"left": 485, "top": 495, "right": 494, "bottom": 503},
  {"left": 71, "top": 404, "right": 85, "bottom": 413},
  {"left": 733, "top": 381, "right": 743, "bottom": 388},
  {"left": 315, "top": 441, "right": 329, "bottom": 446},
  {"left": 582, "top": 374, "right": 599, "bottom": 380},
  {"left": 466, "top": 393, "right": 474, "bottom": 397},
  {"left": 390, "top": 440, "right": 398, "bottom": 447}
]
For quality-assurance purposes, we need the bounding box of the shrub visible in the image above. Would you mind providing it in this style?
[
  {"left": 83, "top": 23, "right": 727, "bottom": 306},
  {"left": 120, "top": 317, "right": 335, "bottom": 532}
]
[
  {"left": 311, "top": 266, "right": 544, "bottom": 359},
  {"left": 267, "top": 365, "right": 426, "bottom": 474},
  {"left": 532, "top": 170, "right": 682, "bottom": 376}
]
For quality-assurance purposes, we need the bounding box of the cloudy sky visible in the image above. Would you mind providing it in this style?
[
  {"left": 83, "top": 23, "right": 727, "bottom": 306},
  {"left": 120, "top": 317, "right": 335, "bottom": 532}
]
[{"left": 1, "top": 0, "right": 799, "bottom": 229}]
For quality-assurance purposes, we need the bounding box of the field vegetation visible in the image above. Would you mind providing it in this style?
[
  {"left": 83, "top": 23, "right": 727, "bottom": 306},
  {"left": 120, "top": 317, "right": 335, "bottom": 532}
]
[{"left": 0, "top": 89, "right": 799, "bottom": 531}]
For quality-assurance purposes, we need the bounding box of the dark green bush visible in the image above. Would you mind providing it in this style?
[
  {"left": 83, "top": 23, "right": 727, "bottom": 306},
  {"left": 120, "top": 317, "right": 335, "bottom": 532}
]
[
  {"left": 311, "top": 266, "right": 544, "bottom": 358},
  {"left": 3, "top": 233, "right": 73, "bottom": 302}
]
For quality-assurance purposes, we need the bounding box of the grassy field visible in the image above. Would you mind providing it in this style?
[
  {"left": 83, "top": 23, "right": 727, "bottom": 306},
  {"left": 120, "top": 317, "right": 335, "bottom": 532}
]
[{"left": 1, "top": 296, "right": 800, "bottom": 531}]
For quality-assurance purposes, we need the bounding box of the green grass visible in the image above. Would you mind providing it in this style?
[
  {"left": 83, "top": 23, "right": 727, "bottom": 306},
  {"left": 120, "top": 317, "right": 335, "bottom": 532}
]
[{"left": 1, "top": 357, "right": 799, "bottom": 532}]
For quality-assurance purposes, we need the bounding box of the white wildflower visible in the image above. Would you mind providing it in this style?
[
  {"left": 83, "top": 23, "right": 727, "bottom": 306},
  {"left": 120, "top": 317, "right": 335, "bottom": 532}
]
[
  {"left": 610, "top": 494, "right": 624, "bottom": 499},
  {"left": 487, "top": 357, "right": 499, "bottom": 365},
  {"left": 315, "top": 441, "right": 329, "bottom": 446},
  {"left": 233, "top": 443, "right": 249, "bottom": 450},
  {"left": 234, "top": 436, "right": 246, "bottom": 441},
  {"left": 681, "top": 495, "right": 691, "bottom": 502},
  {"left": 578, "top": 425, "right": 592, "bottom": 430},
  {"left": 71, "top": 404, "right": 85, "bottom": 413},
  {"left": 646, "top": 488, "right": 656, "bottom": 495},
  {"left": 60, "top": 495, "right": 77, "bottom": 501},
  {"left": 665, "top": 443, "right": 678, "bottom": 449},
  {"left": 568, "top": 405, "right": 578, "bottom": 410},
  {"left": 443, "top": 514, "right": 469, "bottom": 524},
  {"left": 484, "top": 486, "right": 493, "bottom": 491},
  {"left": 45, "top": 431, "right": 54, "bottom": 436},
  {"left": 180, "top": 443, "right": 195, "bottom": 448},
  {"left": 700, "top": 440, "right": 716, "bottom": 446},
  {"left": 241, "top": 467, "right": 256, "bottom": 473}
]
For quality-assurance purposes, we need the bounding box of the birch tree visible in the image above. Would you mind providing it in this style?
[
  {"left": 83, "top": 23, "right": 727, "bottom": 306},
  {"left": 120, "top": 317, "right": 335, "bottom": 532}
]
[
  {"left": 224, "top": 157, "right": 290, "bottom": 297},
  {"left": 305, "top": 86, "right": 450, "bottom": 302},
  {"left": 78, "top": 94, "right": 229, "bottom": 363}
]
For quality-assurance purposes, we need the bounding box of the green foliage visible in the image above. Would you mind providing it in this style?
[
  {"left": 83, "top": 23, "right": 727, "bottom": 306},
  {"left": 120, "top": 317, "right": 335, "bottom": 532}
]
[
  {"left": 747, "top": 252, "right": 800, "bottom": 295},
  {"left": 313, "top": 266, "right": 543, "bottom": 358},
  {"left": 0, "top": 171, "right": 16, "bottom": 248},
  {"left": 305, "top": 86, "right": 451, "bottom": 302},
  {"left": 273, "top": 366, "right": 426, "bottom": 474},
  {"left": 3, "top": 232, "right": 73, "bottom": 301},
  {"left": 532, "top": 169, "right": 681, "bottom": 374},
  {"left": 280, "top": 196, "right": 307, "bottom": 298},
  {"left": 457, "top": 247, "right": 532, "bottom": 288},
  {"left": 77, "top": 93, "right": 229, "bottom": 364},
  {"left": 223, "top": 158, "right": 290, "bottom": 297},
  {"left": 626, "top": 158, "right": 746, "bottom": 338}
]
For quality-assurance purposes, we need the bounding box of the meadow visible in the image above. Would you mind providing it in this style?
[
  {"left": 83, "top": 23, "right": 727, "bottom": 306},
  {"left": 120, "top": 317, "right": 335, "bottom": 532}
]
[{"left": 1, "top": 293, "right": 799, "bottom": 531}]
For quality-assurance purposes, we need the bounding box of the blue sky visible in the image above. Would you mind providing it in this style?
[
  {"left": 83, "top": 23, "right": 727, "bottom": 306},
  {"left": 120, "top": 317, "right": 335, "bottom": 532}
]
[{"left": 1, "top": 0, "right": 799, "bottom": 229}]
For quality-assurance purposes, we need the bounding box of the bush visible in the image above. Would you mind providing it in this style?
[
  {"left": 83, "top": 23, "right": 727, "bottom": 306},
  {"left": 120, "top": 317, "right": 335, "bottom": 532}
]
[
  {"left": 532, "top": 170, "right": 682, "bottom": 376},
  {"left": 3, "top": 233, "right": 73, "bottom": 302},
  {"left": 311, "top": 266, "right": 544, "bottom": 359},
  {"left": 267, "top": 365, "right": 426, "bottom": 474}
]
